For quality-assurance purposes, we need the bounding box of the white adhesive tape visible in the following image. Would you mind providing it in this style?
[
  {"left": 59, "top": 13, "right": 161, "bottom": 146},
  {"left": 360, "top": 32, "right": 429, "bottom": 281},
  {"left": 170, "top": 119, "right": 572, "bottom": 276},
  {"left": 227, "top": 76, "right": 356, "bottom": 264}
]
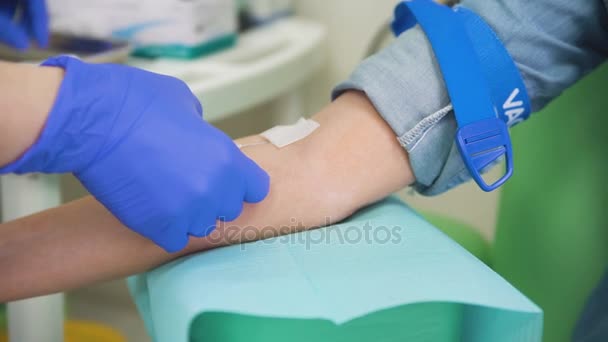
[
  {"left": 236, "top": 141, "right": 269, "bottom": 149},
  {"left": 260, "top": 118, "right": 320, "bottom": 148}
]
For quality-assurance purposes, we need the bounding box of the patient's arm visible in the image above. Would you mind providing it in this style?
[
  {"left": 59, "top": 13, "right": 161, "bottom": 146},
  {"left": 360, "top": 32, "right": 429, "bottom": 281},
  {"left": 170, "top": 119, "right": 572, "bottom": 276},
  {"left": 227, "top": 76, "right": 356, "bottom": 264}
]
[{"left": 0, "top": 91, "right": 414, "bottom": 302}]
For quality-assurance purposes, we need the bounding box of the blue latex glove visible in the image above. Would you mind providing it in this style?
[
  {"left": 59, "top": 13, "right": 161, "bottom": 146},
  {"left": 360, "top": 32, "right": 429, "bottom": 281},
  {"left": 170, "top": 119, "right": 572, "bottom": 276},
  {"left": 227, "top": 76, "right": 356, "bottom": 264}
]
[
  {"left": 0, "top": 0, "right": 49, "bottom": 49},
  {"left": 0, "top": 56, "right": 270, "bottom": 252}
]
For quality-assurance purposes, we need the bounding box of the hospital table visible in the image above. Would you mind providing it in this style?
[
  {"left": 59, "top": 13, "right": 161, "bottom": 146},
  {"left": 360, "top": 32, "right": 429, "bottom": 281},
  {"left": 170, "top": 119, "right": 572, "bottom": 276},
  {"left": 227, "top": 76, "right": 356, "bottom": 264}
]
[
  {"left": 128, "top": 197, "right": 543, "bottom": 342},
  {"left": 0, "top": 17, "right": 326, "bottom": 342},
  {"left": 129, "top": 17, "right": 326, "bottom": 123}
]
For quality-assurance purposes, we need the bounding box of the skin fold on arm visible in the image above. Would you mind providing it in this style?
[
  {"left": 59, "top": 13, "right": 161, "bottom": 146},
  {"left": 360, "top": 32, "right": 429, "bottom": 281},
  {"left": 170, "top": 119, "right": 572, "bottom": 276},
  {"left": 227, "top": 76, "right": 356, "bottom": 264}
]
[{"left": 0, "top": 91, "right": 415, "bottom": 302}]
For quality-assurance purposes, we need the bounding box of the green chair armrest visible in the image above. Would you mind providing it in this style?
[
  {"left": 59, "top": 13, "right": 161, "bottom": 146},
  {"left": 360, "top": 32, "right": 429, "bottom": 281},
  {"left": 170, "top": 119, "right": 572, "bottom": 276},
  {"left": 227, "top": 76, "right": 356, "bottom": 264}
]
[{"left": 422, "top": 212, "right": 492, "bottom": 266}]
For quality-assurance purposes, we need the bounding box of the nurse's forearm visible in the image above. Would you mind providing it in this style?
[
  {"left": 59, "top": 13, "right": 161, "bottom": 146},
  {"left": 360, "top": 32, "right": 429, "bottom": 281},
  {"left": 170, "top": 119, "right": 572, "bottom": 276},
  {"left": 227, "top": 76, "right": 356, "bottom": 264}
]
[
  {"left": 0, "top": 91, "right": 414, "bottom": 301},
  {"left": 0, "top": 61, "right": 64, "bottom": 167}
]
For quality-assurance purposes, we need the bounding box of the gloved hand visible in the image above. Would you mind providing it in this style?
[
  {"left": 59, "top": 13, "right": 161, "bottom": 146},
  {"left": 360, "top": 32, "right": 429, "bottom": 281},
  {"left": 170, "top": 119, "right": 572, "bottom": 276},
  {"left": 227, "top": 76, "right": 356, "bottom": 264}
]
[
  {"left": 0, "top": 56, "right": 270, "bottom": 252},
  {"left": 0, "top": 0, "right": 49, "bottom": 49}
]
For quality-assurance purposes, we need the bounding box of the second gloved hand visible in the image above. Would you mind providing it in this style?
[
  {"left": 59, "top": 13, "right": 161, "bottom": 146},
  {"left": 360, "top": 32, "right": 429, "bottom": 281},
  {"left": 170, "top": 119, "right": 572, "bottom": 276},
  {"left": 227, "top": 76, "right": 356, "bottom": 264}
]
[
  {"left": 0, "top": 56, "right": 270, "bottom": 252},
  {"left": 0, "top": 0, "right": 48, "bottom": 49}
]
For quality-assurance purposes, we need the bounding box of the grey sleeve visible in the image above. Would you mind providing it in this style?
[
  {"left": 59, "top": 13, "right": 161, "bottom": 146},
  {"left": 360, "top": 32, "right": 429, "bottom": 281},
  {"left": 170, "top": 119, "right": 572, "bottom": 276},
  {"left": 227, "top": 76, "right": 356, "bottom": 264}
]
[{"left": 333, "top": 0, "right": 608, "bottom": 195}]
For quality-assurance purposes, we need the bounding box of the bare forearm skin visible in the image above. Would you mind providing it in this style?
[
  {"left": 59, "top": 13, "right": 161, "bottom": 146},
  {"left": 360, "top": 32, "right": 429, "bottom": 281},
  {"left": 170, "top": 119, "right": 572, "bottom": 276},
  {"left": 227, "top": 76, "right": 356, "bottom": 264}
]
[
  {"left": 0, "top": 61, "right": 64, "bottom": 167},
  {"left": 0, "top": 91, "right": 414, "bottom": 302}
]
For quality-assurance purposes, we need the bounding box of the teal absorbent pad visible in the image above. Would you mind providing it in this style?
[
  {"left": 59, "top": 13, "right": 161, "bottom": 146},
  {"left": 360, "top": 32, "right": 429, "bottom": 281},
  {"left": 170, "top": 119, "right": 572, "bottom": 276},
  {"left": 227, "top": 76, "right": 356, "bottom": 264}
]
[{"left": 127, "top": 197, "right": 543, "bottom": 342}]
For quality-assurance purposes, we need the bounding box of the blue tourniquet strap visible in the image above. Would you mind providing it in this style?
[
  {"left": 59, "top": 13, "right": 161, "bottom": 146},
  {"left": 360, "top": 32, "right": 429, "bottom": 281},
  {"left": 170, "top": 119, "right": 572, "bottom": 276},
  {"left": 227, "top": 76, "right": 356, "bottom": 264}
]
[
  {"left": 391, "top": 0, "right": 531, "bottom": 192},
  {"left": 456, "top": 7, "right": 532, "bottom": 126}
]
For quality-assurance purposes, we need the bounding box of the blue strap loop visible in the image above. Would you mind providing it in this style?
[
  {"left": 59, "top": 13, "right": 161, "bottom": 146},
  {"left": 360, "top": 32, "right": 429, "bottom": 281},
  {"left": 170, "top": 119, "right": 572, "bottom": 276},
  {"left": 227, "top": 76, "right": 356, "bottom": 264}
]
[{"left": 391, "top": 0, "right": 531, "bottom": 191}]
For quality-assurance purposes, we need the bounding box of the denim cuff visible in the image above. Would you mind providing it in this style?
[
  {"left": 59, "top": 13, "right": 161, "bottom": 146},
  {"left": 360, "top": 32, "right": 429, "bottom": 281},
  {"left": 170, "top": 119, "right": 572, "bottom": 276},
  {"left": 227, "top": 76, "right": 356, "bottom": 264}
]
[{"left": 333, "top": 25, "right": 470, "bottom": 196}]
